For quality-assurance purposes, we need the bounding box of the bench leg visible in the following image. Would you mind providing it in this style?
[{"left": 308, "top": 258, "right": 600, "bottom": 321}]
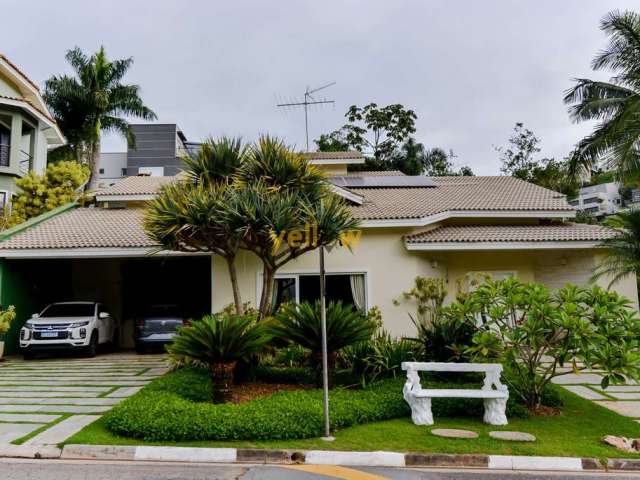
[
  {"left": 483, "top": 398, "right": 508, "bottom": 425},
  {"left": 408, "top": 396, "right": 433, "bottom": 425}
]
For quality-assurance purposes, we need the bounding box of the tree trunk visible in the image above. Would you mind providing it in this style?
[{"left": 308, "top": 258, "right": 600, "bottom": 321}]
[
  {"left": 313, "top": 351, "right": 337, "bottom": 388},
  {"left": 87, "top": 137, "right": 102, "bottom": 191},
  {"left": 225, "top": 255, "right": 244, "bottom": 315},
  {"left": 259, "top": 265, "right": 275, "bottom": 320},
  {"left": 211, "top": 361, "right": 236, "bottom": 404}
]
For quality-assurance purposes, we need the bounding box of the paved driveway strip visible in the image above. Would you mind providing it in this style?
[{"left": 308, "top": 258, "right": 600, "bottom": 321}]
[{"left": 0, "top": 353, "right": 167, "bottom": 445}]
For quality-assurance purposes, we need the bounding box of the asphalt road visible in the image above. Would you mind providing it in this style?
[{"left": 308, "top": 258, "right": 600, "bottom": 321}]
[{"left": 3, "top": 458, "right": 640, "bottom": 480}]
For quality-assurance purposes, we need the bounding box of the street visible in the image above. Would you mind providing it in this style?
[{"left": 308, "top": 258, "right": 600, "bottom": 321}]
[{"left": 2, "top": 458, "right": 640, "bottom": 480}]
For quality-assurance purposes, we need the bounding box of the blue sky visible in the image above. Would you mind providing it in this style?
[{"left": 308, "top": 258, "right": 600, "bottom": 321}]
[{"left": 2, "top": 0, "right": 638, "bottom": 174}]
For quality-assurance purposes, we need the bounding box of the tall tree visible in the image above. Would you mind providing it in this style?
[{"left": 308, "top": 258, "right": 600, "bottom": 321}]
[
  {"left": 593, "top": 210, "right": 640, "bottom": 287},
  {"left": 564, "top": 10, "right": 640, "bottom": 180},
  {"left": 44, "top": 46, "right": 156, "bottom": 189}
]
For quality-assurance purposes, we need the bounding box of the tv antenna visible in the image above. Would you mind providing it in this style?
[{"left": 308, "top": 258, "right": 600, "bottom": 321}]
[{"left": 276, "top": 82, "right": 336, "bottom": 152}]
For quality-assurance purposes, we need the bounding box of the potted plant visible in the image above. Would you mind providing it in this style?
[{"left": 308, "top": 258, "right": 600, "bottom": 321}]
[{"left": 0, "top": 306, "right": 16, "bottom": 361}]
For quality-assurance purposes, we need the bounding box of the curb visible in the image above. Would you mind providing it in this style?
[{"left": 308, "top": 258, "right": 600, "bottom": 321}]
[{"left": 5, "top": 444, "right": 640, "bottom": 472}]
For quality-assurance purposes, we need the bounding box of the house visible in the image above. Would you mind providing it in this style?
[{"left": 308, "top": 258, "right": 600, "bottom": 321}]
[
  {"left": 0, "top": 152, "right": 635, "bottom": 354},
  {"left": 0, "top": 54, "right": 65, "bottom": 208},
  {"left": 97, "top": 124, "right": 200, "bottom": 188},
  {"left": 568, "top": 182, "right": 622, "bottom": 216}
]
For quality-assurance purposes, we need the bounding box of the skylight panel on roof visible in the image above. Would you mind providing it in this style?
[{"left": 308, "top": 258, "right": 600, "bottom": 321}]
[{"left": 329, "top": 175, "right": 436, "bottom": 188}]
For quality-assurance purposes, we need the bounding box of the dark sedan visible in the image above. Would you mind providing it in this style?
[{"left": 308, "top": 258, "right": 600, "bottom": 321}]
[{"left": 134, "top": 305, "right": 185, "bottom": 354}]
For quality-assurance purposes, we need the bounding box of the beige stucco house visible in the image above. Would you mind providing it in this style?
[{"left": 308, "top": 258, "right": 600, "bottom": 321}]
[
  {"left": 0, "top": 152, "right": 634, "bottom": 351},
  {"left": 0, "top": 54, "right": 65, "bottom": 208}
]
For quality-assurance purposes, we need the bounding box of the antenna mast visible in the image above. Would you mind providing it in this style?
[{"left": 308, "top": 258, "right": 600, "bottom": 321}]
[{"left": 276, "top": 82, "right": 336, "bottom": 152}]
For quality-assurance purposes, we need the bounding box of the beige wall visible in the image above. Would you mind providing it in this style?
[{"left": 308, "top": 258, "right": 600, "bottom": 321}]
[
  {"left": 0, "top": 74, "right": 21, "bottom": 98},
  {"left": 210, "top": 229, "right": 640, "bottom": 336}
]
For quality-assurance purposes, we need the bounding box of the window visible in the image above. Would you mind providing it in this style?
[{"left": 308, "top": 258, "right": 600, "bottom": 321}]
[
  {"left": 121, "top": 168, "right": 128, "bottom": 176},
  {"left": 269, "top": 273, "right": 367, "bottom": 312},
  {"left": 0, "top": 192, "right": 7, "bottom": 210},
  {"left": 0, "top": 124, "right": 10, "bottom": 167},
  {"left": 583, "top": 197, "right": 600, "bottom": 204},
  {"left": 99, "top": 168, "right": 105, "bottom": 174}
]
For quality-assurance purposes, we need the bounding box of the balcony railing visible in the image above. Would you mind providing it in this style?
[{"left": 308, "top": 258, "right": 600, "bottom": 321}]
[
  {"left": 0, "top": 143, "right": 9, "bottom": 167},
  {"left": 19, "top": 150, "right": 32, "bottom": 175}
]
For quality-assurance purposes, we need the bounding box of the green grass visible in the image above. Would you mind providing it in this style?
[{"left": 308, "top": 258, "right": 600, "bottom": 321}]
[{"left": 67, "top": 385, "right": 640, "bottom": 459}]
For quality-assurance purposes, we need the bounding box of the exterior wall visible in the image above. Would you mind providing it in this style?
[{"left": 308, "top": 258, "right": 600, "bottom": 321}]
[
  {"left": 127, "top": 124, "right": 182, "bottom": 176},
  {"left": 211, "top": 228, "right": 439, "bottom": 337},
  {"left": 317, "top": 164, "right": 348, "bottom": 176},
  {"left": 98, "top": 152, "right": 127, "bottom": 188},
  {"left": 0, "top": 75, "right": 21, "bottom": 98}
]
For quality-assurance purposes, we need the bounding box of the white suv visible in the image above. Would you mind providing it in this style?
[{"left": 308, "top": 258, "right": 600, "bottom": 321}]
[{"left": 20, "top": 302, "right": 118, "bottom": 359}]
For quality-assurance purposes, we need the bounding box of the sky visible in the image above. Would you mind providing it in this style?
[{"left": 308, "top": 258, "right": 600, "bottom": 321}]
[{"left": 2, "top": 0, "right": 638, "bottom": 175}]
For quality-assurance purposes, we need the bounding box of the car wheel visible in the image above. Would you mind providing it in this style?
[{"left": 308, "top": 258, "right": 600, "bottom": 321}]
[{"left": 85, "top": 331, "right": 99, "bottom": 358}]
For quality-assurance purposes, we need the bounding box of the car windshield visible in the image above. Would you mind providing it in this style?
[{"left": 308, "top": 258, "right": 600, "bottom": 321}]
[
  {"left": 144, "top": 305, "right": 181, "bottom": 317},
  {"left": 41, "top": 304, "right": 94, "bottom": 318}
]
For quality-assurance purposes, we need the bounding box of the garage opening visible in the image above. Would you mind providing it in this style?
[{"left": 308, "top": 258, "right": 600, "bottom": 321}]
[{"left": 1, "top": 255, "right": 211, "bottom": 354}]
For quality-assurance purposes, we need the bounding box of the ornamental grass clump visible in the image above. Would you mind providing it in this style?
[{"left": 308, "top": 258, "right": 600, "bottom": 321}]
[
  {"left": 167, "top": 312, "right": 271, "bottom": 403},
  {"left": 447, "top": 277, "right": 640, "bottom": 411}
]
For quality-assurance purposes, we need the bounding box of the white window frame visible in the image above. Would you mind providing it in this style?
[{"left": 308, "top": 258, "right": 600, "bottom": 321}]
[
  {"left": 257, "top": 270, "right": 370, "bottom": 311},
  {"left": 0, "top": 190, "right": 9, "bottom": 212}
]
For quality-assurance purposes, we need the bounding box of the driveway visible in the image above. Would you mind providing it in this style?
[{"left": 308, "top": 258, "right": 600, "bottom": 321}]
[{"left": 0, "top": 353, "right": 167, "bottom": 445}]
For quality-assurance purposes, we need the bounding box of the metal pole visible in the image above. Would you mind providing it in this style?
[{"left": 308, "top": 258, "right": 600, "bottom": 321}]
[
  {"left": 319, "top": 245, "right": 333, "bottom": 440},
  {"left": 304, "top": 90, "right": 310, "bottom": 152}
]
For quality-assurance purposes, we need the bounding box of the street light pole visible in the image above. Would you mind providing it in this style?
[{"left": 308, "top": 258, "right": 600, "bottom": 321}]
[{"left": 319, "top": 245, "right": 334, "bottom": 441}]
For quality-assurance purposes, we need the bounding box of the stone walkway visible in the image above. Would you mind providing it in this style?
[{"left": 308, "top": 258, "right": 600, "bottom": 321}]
[
  {"left": 0, "top": 353, "right": 167, "bottom": 445},
  {"left": 551, "top": 368, "right": 640, "bottom": 423}
]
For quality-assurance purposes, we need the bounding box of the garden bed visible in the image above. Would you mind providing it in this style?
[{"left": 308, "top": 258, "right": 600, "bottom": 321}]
[{"left": 65, "top": 367, "right": 640, "bottom": 458}]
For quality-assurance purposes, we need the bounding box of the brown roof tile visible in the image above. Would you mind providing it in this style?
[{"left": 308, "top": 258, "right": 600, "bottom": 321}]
[
  {"left": 343, "top": 170, "right": 406, "bottom": 177},
  {"left": 96, "top": 175, "right": 177, "bottom": 196},
  {"left": 0, "top": 208, "right": 155, "bottom": 250},
  {"left": 405, "top": 223, "right": 615, "bottom": 244},
  {"left": 0, "top": 54, "right": 40, "bottom": 92},
  {"left": 304, "top": 151, "right": 364, "bottom": 161}
]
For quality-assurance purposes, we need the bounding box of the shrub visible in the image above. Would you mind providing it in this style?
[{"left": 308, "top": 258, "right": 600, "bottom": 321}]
[
  {"left": 252, "top": 365, "right": 315, "bottom": 385},
  {"left": 271, "top": 301, "right": 377, "bottom": 386},
  {"left": 0, "top": 306, "right": 16, "bottom": 340},
  {"left": 454, "top": 278, "right": 640, "bottom": 410},
  {"left": 168, "top": 312, "right": 272, "bottom": 403}
]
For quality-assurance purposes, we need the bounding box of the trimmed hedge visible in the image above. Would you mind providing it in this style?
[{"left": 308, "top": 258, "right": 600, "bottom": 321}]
[{"left": 105, "top": 367, "right": 534, "bottom": 442}]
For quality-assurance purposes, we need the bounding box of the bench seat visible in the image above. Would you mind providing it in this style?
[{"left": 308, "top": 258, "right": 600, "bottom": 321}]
[{"left": 414, "top": 389, "right": 508, "bottom": 399}]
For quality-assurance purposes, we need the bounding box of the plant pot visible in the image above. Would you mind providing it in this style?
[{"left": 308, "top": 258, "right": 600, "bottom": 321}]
[{"left": 211, "top": 362, "right": 236, "bottom": 404}]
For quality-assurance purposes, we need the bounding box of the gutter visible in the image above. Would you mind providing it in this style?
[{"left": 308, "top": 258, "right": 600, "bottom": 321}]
[{"left": 0, "top": 202, "right": 78, "bottom": 242}]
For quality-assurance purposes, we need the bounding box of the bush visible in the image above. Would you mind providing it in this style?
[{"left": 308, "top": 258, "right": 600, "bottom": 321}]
[{"left": 251, "top": 365, "right": 315, "bottom": 385}]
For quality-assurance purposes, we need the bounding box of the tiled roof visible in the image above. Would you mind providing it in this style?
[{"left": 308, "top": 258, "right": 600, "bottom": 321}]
[
  {"left": 96, "top": 175, "right": 176, "bottom": 197},
  {"left": 405, "top": 223, "right": 616, "bottom": 244},
  {"left": 350, "top": 176, "right": 572, "bottom": 221},
  {"left": 304, "top": 151, "right": 364, "bottom": 161},
  {"left": 343, "top": 170, "right": 406, "bottom": 176},
  {"left": 0, "top": 208, "right": 155, "bottom": 250},
  {"left": 0, "top": 94, "right": 55, "bottom": 123},
  {"left": 0, "top": 54, "right": 40, "bottom": 91}
]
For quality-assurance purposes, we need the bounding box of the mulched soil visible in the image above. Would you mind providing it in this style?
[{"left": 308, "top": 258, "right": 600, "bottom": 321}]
[{"left": 231, "top": 382, "right": 309, "bottom": 404}]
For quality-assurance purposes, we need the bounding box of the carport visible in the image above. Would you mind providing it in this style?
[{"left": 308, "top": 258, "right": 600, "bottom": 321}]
[{"left": 0, "top": 205, "right": 213, "bottom": 355}]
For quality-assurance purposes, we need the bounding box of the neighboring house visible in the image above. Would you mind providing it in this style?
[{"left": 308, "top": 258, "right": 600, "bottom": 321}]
[
  {"left": 0, "top": 54, "right": 65, "bottom": 208},
  {"left": 97, "top": 124, "right": 198, "bottom": 187},
  {"left": 0, "top": 153, "right": 636, "bottom": 354},
  {"left": 569, "top": 182, "right": 622, "bottom": 216}
]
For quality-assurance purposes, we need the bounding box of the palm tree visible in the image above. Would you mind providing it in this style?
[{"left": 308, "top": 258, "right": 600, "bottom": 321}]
[
  {"left": 593, "top": 209, "right": 640, "bottom": 287},
  {"left": 564, "top": 11, "right": 640, "bottom": 179},
  {"left": 168, "top": 313, "right": 272, "bottom": 403},
  {"left": 44, "top": 46, "right": 156, "bottom": 189},
  {"left": 272, "top": 301, "right": 376, "bottom": 386}
]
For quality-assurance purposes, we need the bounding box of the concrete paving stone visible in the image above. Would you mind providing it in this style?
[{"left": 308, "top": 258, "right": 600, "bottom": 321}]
[
  {"left": 0, "top": 422, "right": 44, "bottom": 442},
  {"left": 431, "top": 428, "right": 479, "bottom": 439},
  {"left": 24, "top": 415, "right": 101, "bottom": 445},
  {"left": 563, "top": 385, "right": 609, "bottom": 400},
  {"left": 0, "top": 372, "right": 150, "bottom": 378},
  {"left": 608, "top": 392, "right": 640, "bottom": 400},
  {"left": 0, "top": 413, "right": 60, "bottom": 423},
  {"left": 551, "top": 373, "right": 605, "bottom": 385},
  {"left": 489, "top": 431, "right": 536, "bottom": 442},
  {"left": 0, "top": 404, "right": 111, "bottom": 413},
  {"left": 596, "top": 401, "right": 640, "bottom": 417},
  {"left": 144, "top": 368, "right": 170, "bottom": 376},
  {"left": 106, "top": 386, "right": 143, "bottom": 398},
  {"left": 0, "top": 386, "right": 110, "bottom": 392},
  {"left": 0, "top": 381, "right": 147, "bottom": 386},
  {"left": 0, "top": 397, "right": 121, "bottom": 406},
  {"left": 0, "top": 375, "right": 156, "bottom": 380},
  {"left": 0, "top": 391, "right": 101, "bottom": 398},
  {"left": 601, "top": 386, "right": 640, "bottom": 393}
]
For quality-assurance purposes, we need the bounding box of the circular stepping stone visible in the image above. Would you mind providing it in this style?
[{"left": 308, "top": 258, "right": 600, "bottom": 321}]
[
  {"left": 431, "top": 428, "right": 478, "bottom": 439},
  {"left": 489, "top": 431, "right": 536, "bottom": 442}
]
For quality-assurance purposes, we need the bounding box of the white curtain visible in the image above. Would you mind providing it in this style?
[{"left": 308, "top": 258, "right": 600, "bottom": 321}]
[{"left": 350, "top": 274, "right": 366, "bottom": 311}]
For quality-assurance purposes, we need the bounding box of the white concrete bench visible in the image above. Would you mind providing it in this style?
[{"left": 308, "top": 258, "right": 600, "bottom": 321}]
[{"left": 401, "top": 362, "right": 509, "bottom": 426}]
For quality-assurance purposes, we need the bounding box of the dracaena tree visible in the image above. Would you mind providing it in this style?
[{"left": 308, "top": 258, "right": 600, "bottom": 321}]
[{"left": 44, "top": 47, "right": 156, "bottom": 189}]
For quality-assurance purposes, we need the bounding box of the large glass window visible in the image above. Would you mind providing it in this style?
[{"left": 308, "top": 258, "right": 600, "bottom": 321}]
[{"left": 270, "top": 273, "right": 366, "bottom": 312}]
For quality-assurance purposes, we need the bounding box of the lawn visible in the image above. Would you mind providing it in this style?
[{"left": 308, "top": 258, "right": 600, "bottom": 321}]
[{"left": 67, "top": 386, "right": 640, "bottom": 459}]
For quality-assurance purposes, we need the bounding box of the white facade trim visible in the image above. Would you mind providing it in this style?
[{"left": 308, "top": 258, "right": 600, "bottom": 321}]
[
  {"left": 405, "top": 240, "right": 601, "bottom": 252},
  {"left": 360, "top": 209, "right": 576, "bottom": 228},
  {"left": 0, "top": 247, "right": 210, "bottom": 259},
  {"left": 330, "top": 185, "right": 363, "bottom": 205},
  {"left": 0, "top": 97, "right": 65, "bottom": 145}
]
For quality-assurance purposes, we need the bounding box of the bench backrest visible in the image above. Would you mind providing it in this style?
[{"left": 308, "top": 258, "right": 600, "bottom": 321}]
[{"left": 401, "top": 362, "right": 502, "bottom": 373}]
